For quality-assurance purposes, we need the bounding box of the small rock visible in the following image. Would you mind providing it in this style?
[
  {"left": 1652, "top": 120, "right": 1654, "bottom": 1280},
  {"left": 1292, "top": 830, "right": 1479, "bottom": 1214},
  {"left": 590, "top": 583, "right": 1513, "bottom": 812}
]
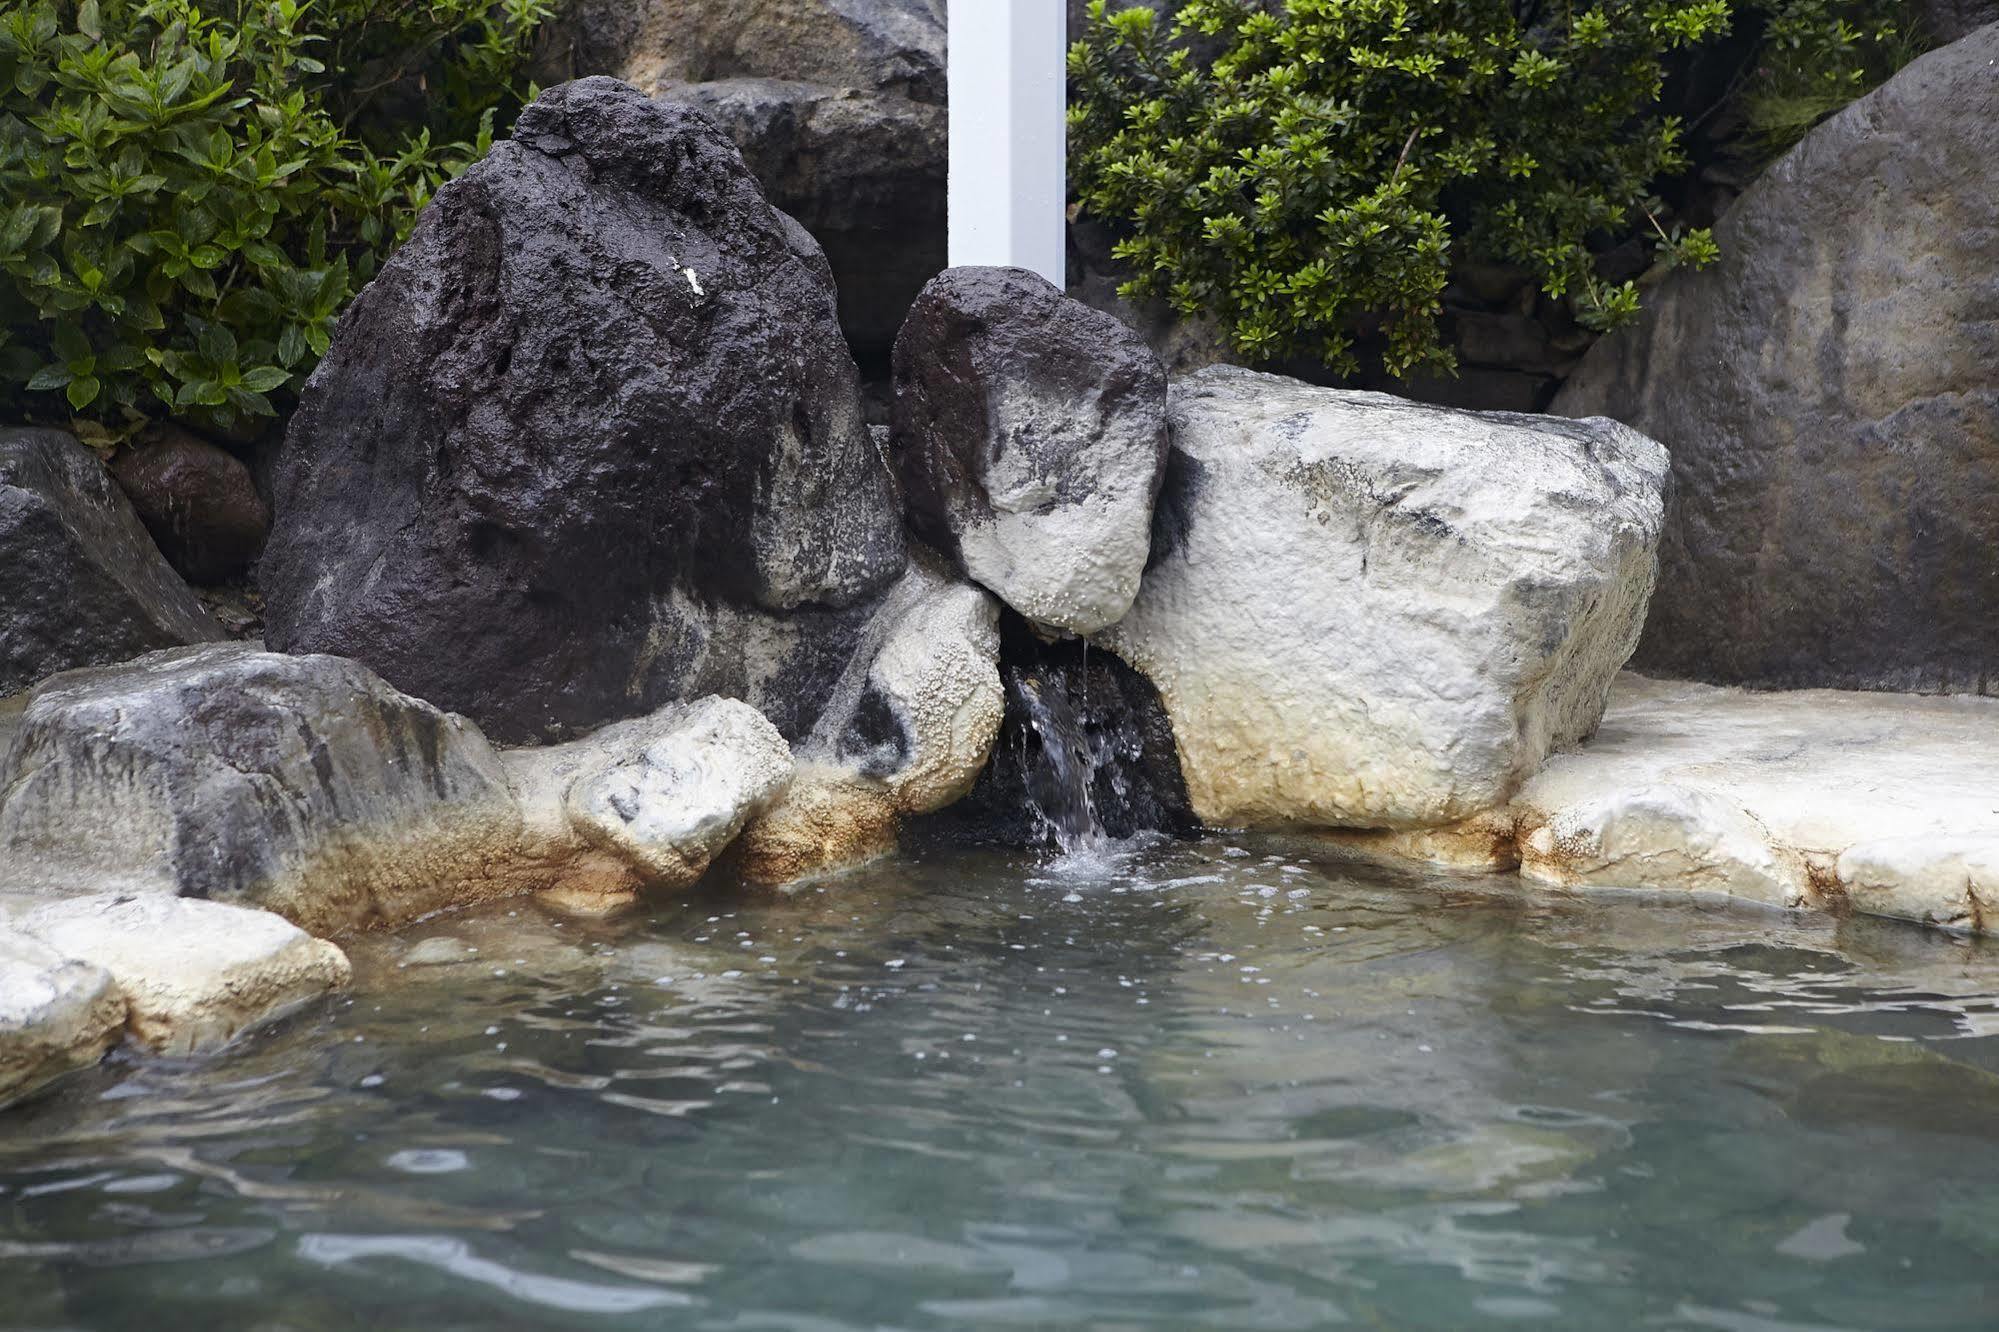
[
  {"left": 19, "top": 895, "right": 349, "bottom": 1056},
  {"left": 507, "top": 696, "right": 795, "bottom": 908},
  {"left": 0, "top": 428, "right": 223, "bottom": 696},
  {"left": 109, "top": 426, "right": 270, "bottom": 584},
  {"left": 892, "top": 267, "right": 1169, "bottom": 635},
  {"left": 0, "top": 930, "right": 124, "bottom": 1106},
  {"left": 733, "top": 766, "right": 900, "bottom": 886}
]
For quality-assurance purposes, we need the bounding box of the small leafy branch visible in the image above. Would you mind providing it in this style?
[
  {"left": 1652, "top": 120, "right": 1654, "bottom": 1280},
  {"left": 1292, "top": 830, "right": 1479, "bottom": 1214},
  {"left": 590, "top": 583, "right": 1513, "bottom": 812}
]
[
  {"left": 1068, "top": 0, "right": 1737, "bottom": 379},
  {"left": 0, "top": 0, "right": 551, "bottom": 443}
]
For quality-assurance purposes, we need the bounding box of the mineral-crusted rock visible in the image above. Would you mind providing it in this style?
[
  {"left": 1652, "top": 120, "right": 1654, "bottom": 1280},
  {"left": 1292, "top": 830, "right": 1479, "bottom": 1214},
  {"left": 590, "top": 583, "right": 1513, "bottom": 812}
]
[
  {"left": 1103, "top": 366, "right": 1668, "bottom": 830},
  {"left": 506, "top": 697, "right": 795, "bottom": 910},
  {"left": 0, "top": 644, "right": 529, "bottom": 936},
  {"left": 0, "top": 931, "right": 123, "bottom": 1106},
  {"left": 18, "top": 895, "right": 349, "bottom": 1056}
]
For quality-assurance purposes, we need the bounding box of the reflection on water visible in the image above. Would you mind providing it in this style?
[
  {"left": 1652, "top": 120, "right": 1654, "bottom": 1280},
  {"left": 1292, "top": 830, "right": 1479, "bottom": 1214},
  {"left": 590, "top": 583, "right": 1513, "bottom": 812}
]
[{"left": 5, "top": 836, "right": 1999, "bottom": 1329}]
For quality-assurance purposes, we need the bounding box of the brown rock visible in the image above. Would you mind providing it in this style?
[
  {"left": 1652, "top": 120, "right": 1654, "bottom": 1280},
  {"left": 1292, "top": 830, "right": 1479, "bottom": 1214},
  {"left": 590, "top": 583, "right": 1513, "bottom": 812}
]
[{"left": 110, "top": 427, "right": 269, "bottom": 585}]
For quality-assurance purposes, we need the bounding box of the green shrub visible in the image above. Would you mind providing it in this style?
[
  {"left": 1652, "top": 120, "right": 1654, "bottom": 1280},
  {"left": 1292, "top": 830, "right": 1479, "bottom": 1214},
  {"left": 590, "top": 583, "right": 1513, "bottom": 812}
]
[
  {"left": 1069, "top": 0, "right": 1746, "bottom": 378},
  {"left": 0, "top": 0, "right": 551, "bottom": 443},
  {"left": 1740, "top": 0, "right": 1923, "bottom": 155}
]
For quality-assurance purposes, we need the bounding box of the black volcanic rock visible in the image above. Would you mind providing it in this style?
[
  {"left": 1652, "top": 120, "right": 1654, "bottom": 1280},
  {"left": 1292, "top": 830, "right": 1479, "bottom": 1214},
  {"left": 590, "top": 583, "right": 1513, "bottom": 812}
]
[
  {"left": 0, "top": 429, "right": 223, "bottom": 696},
  {"left": 260, "top": 77, "right": 906, "bottom": 743}
]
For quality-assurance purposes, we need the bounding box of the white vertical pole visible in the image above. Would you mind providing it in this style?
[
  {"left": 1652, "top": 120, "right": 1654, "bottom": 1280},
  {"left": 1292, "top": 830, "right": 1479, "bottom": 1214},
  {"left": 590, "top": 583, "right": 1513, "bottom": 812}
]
[{"left": 947, "top": 0, "right": 1068, "bottom": 287}]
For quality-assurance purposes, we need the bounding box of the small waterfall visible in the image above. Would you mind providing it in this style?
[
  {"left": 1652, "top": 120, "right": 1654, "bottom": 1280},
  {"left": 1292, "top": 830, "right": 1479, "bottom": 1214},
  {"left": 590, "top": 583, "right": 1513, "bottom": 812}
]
[
  {"left": 1008, "top": 666, "right": 1110, "bottom": 855},
  {"left": 912, "top": 609, "right": 1195, "bottom": 857}
]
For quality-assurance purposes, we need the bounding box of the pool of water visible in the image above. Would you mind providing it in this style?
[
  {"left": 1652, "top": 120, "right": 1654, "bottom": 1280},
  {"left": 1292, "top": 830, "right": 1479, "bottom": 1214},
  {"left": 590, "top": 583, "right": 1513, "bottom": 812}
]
[{"left": 5, "top": 835, "right": 1999, "bottom": 1329}]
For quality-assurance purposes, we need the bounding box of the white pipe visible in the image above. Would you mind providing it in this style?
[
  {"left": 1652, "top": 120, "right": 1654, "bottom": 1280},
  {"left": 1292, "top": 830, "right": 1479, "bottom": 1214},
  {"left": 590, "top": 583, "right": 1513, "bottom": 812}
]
[{"left": 946, "top": 0, "right": 1068, "bottom": 286}]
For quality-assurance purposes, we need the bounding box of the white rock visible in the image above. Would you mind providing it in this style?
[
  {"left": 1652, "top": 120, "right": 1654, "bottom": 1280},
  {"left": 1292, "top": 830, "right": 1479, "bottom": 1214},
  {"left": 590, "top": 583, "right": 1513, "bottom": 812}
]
[
  {"left": 866, "top": 574, "right": 1004, "bottom": 815},
  {"left": 507, "top": 697, "right": 795, "bottom": 905},
  {"left": 1345, "top": 673, "right": 1999, "bottom": 934},
  {"left": 1103, "top": 365, "right": 1668, "bottom": 830},
  {"left": 1837, "top": 839, "right": 1999, "bottom": 934},
  {"left": 1519, "top": 783, "right": 1806, "bottom": 907},
  {"left": 0, "top": 929, "right": 124, "bottom": 1105},
  {"left": 18, "top": 895, "right": 351, "bottom": 1056}
]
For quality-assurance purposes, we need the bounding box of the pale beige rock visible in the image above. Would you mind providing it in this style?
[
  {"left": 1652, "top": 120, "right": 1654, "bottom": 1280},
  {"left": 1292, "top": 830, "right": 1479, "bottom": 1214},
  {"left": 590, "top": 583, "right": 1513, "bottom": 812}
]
[
  {"left": 0, "top": 930, "right": 124, "bottom": 1105},
  {"left": 1518, "top": 784, "right": 1807, "bottom": 908},
  {"left": 507, "top": 696, "right": 795, "bottom": 910},
  {"left": 1339, "top": 673, "right": 1999, "bottom": 934},
  {"left": 18, "top": 895, "right": 351, "bottom": 1055},
  {"left": 1104, "top": 366, "right": 1667, "bottom": 831},
  {"left": 867, "top": 578, "right": 1003, "bottom": 816}
]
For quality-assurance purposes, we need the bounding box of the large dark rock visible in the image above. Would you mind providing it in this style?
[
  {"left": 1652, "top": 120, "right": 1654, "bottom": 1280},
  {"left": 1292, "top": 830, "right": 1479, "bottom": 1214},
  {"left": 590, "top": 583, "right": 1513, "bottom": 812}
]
[
  {"left": 109, "top": 426, "right": 269, "bottom": 584},
  {"left": 536, "top": 1, "right": 948, "bottom": 363},
  {"left": 0, "top": 429, "right": 223, "bottom": 696},
  {"left": 261, "top": 78, "right": 906, "bottom": 743},
  {"left": 891, "top": 266, "right": 1169, "bottom": 636},
  {"left": 1555, "top": 28, "right": 1999, "bottom": 694}
]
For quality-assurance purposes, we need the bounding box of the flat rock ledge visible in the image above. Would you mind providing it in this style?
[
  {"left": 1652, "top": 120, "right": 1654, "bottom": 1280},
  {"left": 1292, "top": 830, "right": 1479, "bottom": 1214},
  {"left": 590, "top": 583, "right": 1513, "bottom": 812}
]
[
  {"left": 1, "top": 895, "right": 350, "bottom": 1107},
  {"left": 1335, "top": 673, "right": 1999, "bottom": 934}
]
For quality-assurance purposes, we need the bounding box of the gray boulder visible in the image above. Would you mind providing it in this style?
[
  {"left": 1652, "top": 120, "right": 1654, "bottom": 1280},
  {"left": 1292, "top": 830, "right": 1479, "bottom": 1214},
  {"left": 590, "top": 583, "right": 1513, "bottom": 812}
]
[
  {"left": 1920, "top": 2, "right": 1997, "bottom": 40},
  {"left": 891, "top": 267, "right": 1169, "bottom": 635},
  {"left": 0, "top": 644, "right": 529, "bottom": 936},
  {"left": 0, "top": 429, "right": 223, "bottom": 696},
  {"left": 1554, "top": 28, "right": 1999, "bottom": 693},
  {"left": 1102, "top": 366, "right": 1668, "bottom": 832},
  {"left": 260, "top": 78, "right": 905, "bottom": 743}
]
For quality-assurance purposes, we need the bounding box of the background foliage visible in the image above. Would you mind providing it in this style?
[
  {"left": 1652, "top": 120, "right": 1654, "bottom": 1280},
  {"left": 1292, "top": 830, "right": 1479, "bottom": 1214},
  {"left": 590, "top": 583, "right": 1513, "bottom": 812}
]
[
  {"left": 0, "top": 0, "right": 550, "bottom": 442},
  {"left": 1068, "top": 0, "right": 1921, "bottom": 379}
]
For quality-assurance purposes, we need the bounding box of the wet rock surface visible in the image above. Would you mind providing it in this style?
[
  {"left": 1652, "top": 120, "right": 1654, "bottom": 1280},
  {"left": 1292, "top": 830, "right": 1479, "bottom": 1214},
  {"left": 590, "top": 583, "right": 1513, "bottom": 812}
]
[
  {"left": 108, "top": 427, "right": 269, "bottom": 585},
  {"left": 260, "top": 77, "right": 905, "bottom": 744},
  {"left": 928, "top": 611, "right": 1195, "bottom": 848},
  {"left": 0, "top": 428, "right": 223, "bottom": 696},
  {"left": 1555, "top": 27, "right": 1999, "bottom": 694},
  {"left": 1104, "top": 365, "right": 1668, "bottom": 832},
  {"left": 892, "top": 267, "right": 1169, "bottom": 635},
  {"left": 0, "top": 643, "right": 528, "bottom": 936}
]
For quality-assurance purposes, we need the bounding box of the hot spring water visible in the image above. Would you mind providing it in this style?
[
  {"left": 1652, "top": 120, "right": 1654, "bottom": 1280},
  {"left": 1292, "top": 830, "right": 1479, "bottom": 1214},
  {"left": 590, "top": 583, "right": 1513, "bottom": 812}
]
[{"left": 4, "top": 835, "right": 1999, "bottom": 1329}]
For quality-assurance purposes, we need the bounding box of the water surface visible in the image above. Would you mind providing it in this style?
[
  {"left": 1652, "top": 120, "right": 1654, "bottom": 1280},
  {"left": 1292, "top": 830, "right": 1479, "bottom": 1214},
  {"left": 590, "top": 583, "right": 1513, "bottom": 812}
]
[{"left": 4, "top": 837, "right": 1999, "bottom": 1329}]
